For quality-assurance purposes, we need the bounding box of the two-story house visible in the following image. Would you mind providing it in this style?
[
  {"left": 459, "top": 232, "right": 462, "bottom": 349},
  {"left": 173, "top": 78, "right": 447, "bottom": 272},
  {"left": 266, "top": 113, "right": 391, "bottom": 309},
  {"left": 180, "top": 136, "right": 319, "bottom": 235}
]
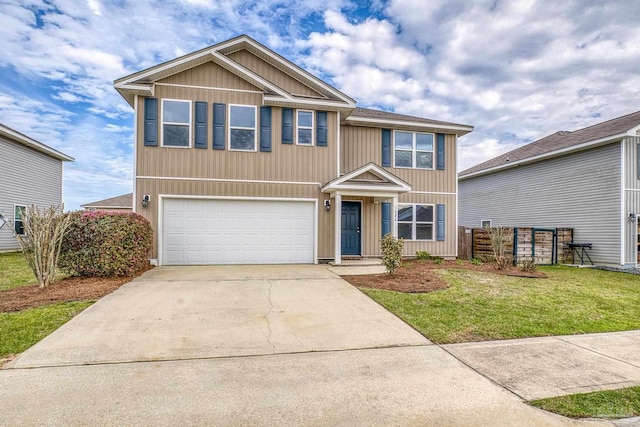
[{"left": 114, "top": 35, "right": 473, "bottom": 265}]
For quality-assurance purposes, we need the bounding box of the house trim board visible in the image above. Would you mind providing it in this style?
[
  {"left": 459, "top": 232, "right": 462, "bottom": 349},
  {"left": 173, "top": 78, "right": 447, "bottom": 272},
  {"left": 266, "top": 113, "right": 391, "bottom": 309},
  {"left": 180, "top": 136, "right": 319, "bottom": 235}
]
[
  {"left": 620, "top": 139, "right": 626, "bottom": 266},
  {"left": 155, "top": 82, "right": 264, "bottom": 95},
  {"left": 133, "top": 94, "right": 139, "bottom": 213},
  {"left": 136, "top": 176, "right": 322, "bottom": 186},
  {"left": 344, "top": 115, "right": 473, "bottom": 134},
  {"left": 156, "top": 194, "right": 318, "bottom": 266}
]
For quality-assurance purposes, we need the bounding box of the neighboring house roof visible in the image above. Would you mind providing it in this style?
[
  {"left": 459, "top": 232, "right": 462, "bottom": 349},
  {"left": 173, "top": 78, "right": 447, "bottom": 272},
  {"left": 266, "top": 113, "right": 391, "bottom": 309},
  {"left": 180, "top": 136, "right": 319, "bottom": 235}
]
[
  {"left": 0, "top": 123, "right": 74, "bottom": 162},
  {"left": 459, "top": 110, "right": 640, "bottom": 179},
  {"left": 81, "top": 193, "right": 133, "bottom": 210}
]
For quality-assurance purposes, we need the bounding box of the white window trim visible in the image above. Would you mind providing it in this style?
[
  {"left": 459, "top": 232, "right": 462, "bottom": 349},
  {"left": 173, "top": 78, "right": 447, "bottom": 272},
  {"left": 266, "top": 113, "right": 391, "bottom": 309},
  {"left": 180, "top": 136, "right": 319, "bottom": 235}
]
[
  {"left": 393, "top": 130, "right": 435, "bottom": 170},
  {"left": 160, "top": 98, "right": 192, "bottom": 148},
  {"left": 14, "top": 204, "right": 26, "bottom": 236},
  {"left": 296, "top": 109, "right": 315, "bottom": 146},
  {"left": 397, "top": 203, "right": 435, "bottom": 241},
  {"left": 228, "top": 104, "right": 258, "bottom": 152},
  {"left": 481, "top": 219, "right": 492, "bottom": 228}
]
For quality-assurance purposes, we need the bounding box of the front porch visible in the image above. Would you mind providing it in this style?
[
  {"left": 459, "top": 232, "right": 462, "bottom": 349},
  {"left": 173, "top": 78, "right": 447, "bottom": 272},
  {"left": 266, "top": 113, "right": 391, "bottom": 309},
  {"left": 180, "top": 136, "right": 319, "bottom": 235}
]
[{"left": 321, "top": 163, "right": 411, "bottom": 265}]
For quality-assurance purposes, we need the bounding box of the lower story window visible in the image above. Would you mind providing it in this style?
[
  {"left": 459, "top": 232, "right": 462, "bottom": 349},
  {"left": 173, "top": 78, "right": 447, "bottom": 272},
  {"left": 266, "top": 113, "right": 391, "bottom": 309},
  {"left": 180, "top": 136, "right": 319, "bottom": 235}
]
[
  {"left": 397, "top": 204, "right": 434, "bottom": 240},
  {"left": 14, "top": 205, "right": 26, "bottom": 235}
]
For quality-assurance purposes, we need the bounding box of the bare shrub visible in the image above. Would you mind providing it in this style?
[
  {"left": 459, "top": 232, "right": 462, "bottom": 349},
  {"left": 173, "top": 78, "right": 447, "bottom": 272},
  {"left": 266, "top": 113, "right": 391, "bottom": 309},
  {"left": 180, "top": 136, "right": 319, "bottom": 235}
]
[
  {"left": 487, "top": 226, "right": 513, "bottom": 270},
  {"left": 14, "top": 205, "right": 71, "bottom": 288},
  {"left": 520, "top": 257, "right": 537, "bottom": 273}
]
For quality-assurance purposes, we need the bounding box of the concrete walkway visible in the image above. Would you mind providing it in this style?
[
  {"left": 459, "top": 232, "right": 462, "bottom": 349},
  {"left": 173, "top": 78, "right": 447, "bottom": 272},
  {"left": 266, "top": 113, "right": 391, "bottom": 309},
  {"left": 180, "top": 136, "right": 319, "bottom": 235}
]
[{"left": 0, "top": 265, "right": 609, "bottom": 426}]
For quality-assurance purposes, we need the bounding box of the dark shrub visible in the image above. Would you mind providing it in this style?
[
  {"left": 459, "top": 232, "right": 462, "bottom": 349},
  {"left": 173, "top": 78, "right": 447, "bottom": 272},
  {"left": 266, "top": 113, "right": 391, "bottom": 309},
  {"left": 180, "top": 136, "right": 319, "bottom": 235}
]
[{"left": 59, "top": 211, "right": 153, "bottom": 277}]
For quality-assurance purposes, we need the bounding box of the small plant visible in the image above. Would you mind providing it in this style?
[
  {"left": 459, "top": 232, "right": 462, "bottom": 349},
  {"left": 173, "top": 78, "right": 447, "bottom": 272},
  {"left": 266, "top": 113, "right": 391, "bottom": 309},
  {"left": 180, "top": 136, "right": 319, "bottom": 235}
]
[
  {"left": 456, "top": 258, "right": 464, "bottom": 266},
  {"left": 434, "top": 257, "right": 443, "bottom": 265},
  {"left": 416, "top": 251, "right": 431, "bottom": 260},
  {"left": 471, "top": 258, "right": 483, "bottom": 266},
  {"left": 381, "top": 233, "right": 404, "bottom": 275},
  {"left": 520, "top": 257, "right": 537, "bottom": 273}
]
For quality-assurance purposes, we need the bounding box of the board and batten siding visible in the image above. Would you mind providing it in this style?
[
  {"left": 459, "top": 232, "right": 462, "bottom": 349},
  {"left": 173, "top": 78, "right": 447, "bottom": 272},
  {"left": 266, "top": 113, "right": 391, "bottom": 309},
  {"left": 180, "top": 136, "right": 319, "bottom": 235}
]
[
  {"left": 340, "top": 125, "right": 457, "bottom": 193},
  {"left": 0, "top": 137, "right": 63, "bottom": 251},
  {"left": 459, "top": 142, "right": 622, "bottom": 265}
]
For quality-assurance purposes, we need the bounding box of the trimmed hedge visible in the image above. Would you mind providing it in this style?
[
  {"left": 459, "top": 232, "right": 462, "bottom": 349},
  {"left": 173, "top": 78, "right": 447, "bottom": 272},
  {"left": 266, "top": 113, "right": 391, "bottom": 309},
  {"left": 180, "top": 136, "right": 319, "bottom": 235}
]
[{"left": 58, "top": 211, "right": 153, "bottom": 277}]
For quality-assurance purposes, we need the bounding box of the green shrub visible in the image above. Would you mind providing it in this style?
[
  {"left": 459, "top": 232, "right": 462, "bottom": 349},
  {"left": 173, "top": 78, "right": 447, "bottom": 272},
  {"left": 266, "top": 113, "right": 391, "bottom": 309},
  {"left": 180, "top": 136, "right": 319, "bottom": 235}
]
[
  {"left": 471, "top": 258, "right": 483, "bottom": 266},
  {"left": 416, "top": 251, "right": 431, "bottom": 260},
  {"left": 381, "top": 233, "right": 404, "bottom": 275},
  {"left": 434, "top": 257, "right": 443, "bottom": 265},
  {"left": 58, "top": 211, "right": 153, "bottom": 277}
]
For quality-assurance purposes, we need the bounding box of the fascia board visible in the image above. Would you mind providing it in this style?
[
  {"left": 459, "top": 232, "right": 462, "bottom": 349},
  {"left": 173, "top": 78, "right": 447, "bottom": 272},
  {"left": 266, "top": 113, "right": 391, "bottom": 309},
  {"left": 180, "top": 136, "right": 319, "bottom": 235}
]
[{"left": 345, "top": 115, "right": 473, "bottom": 134}]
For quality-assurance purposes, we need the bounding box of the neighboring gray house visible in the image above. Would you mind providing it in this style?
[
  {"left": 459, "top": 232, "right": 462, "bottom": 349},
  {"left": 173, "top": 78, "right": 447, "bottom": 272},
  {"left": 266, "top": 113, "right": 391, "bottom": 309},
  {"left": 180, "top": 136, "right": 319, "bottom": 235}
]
[
  {"left": 0, "top": 124, "right": 74, "bottom": 251},
  {"left": 459, "top": 111, "right": 640, "bottom": 267},
  {"left": 81, "top": 193, "right": 133, "bottom": 212}
]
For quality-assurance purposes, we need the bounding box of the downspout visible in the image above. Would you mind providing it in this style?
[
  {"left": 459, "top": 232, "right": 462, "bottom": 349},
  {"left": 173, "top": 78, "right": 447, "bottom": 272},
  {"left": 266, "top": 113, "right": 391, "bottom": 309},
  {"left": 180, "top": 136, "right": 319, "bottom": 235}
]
[
  {"left": 620, "top": 139, "right": 625, "bottom": 266},
  {"left": 133, "top": 94, "right": 139, "bottom": 214}
]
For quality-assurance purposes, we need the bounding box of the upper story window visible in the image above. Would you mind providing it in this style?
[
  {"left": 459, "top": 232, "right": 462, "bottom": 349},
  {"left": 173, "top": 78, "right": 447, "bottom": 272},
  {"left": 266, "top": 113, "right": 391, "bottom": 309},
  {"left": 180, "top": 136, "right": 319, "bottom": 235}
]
[
  {"left": 297, "top": 110, "right": 314, "bottom": 145},
  {"left": 397, "top": 204, "right": 434, "bottom": 241},
  {"left": 229, "top": 104, "right": 257, "bottom": 151},
  {"left": 161, "top": 99, "right": 191, "bottom": 147},
  {"left": 394, "top": 131, "right": 434, "bottom": 169},
  {"left": 14, "top": 205, "right": 26, "bottom": 235}
]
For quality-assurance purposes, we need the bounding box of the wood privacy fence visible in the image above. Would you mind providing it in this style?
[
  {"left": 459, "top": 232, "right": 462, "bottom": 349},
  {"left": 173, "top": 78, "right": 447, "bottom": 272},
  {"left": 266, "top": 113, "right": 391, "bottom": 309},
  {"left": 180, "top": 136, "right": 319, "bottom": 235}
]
[{"left": 458, "top": 226, "right": 574, "bottom": 265}]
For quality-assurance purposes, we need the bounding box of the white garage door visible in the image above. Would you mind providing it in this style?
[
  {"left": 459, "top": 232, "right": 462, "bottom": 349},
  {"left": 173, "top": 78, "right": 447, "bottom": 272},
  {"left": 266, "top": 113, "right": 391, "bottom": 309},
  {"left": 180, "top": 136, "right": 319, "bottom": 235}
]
[{"left": 162, "top": 198, "right": 315, "bottom": 265}]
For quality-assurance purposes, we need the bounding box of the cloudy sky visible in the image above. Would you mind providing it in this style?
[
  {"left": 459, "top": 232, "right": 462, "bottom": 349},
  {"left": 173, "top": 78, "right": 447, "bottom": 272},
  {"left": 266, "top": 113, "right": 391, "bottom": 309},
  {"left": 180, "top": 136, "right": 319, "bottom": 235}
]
[{"left": 2, "top": 0, "right": 639, "bottom": 209}]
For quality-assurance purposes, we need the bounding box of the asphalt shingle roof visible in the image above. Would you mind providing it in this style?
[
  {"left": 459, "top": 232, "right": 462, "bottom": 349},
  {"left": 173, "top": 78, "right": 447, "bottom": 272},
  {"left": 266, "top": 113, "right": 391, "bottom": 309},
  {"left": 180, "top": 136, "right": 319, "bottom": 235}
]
[
  {"left": 349, "top": 107, "right": 471, "bottom": 128},
  {"left": 459, "top": 110, "right": 640, "bottom": 177},
  {"left": 81, "top": 193, "right": 133, "bottom": 209}
]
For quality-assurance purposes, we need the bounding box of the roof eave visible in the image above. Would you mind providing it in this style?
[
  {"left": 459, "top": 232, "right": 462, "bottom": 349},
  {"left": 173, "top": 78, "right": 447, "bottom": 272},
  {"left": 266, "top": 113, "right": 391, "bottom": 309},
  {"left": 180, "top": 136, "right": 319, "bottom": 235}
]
[
  {"left": 0, "top": 125, "right": 74, "bottom": 162},
  {"left": 459, "top": 132, "right": 627, "bottom": 181},
  {"left": 344, "top": 115, "right": 474, "bottom": 136}
]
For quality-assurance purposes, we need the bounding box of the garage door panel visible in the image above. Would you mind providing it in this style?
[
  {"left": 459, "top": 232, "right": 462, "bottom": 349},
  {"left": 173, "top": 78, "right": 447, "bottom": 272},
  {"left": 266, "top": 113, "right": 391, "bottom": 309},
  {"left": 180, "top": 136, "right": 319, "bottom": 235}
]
[{"left": 162, "top": 199, "right": 315, "bottom": 265}]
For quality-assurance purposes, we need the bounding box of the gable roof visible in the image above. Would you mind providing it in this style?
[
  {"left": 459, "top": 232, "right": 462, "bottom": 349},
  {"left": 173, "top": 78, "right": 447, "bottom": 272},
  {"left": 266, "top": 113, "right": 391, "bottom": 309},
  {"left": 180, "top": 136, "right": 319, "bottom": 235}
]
[
  {"left": 321, "top": 162, "right": 411, "bottom": 197},
  {"left": 345, "top": 107, "right": 473, "bottom": 136},
  {"left": 114, "top": 34, "right": 356, "bottom": 111},
  {"left": 0, "top": 123, "right": 74, "bottom": 162},
  {"left": 81, "top": 193, "right": 133, "bottom": 209},
  {"left": 459, "top": 110, "right": 640, "bottom": 179}
]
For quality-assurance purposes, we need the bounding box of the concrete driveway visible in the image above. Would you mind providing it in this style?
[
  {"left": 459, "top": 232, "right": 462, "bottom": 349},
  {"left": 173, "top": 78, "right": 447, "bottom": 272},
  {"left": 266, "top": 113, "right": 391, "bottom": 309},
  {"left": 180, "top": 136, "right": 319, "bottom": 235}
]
[{"left": 0, "top": 265, "right": 606, "bottom": 426}]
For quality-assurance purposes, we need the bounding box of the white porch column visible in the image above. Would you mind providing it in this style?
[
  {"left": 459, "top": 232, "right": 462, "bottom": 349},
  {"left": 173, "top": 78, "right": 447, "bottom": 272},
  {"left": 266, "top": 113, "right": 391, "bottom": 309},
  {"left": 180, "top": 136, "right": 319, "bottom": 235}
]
[
  {"left": 392, "top": 195, "right": 398, "bottom": 237},
  {"left": 334, "top": 193, "right": 342, "bottom": 264}
]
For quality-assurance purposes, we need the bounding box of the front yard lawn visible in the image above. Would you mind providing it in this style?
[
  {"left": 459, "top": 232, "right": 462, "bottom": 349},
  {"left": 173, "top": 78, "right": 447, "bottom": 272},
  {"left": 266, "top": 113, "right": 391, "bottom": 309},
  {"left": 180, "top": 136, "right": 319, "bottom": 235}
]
[
  {"left": 347, "top": 262, "right": 640, "bottom": 344},
  {"left": 0, "top": 251, "right": 148, "bottom": 365},
  {"left": 530, "top": 387, "right": 640, "bottom": 419}
]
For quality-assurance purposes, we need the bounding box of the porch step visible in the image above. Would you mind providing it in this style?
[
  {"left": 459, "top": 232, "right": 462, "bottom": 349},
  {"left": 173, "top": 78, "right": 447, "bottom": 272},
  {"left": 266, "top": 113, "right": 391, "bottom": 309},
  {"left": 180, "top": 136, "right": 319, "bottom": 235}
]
[{"left": 329, "top": 258, "right": 383, "bottom": 267}]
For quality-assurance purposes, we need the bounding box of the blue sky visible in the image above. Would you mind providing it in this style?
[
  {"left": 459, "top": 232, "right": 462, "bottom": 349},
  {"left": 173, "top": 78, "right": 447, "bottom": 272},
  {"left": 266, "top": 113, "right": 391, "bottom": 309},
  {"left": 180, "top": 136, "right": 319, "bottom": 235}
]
[{"left": 2, "top": 0, "right": 640, "bottom": 209}]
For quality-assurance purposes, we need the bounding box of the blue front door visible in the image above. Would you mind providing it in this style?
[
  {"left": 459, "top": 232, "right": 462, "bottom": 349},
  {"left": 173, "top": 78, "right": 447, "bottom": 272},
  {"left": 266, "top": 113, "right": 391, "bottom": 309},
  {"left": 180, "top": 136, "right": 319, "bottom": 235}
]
[{"left": 341, "top": 201, "right": 361, "bottom": 256}]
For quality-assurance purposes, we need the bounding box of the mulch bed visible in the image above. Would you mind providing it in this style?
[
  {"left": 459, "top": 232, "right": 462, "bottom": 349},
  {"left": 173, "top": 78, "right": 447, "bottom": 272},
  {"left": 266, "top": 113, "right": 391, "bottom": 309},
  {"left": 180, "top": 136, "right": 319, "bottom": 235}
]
[
  {"left": 0, "top": 267, "right": 152, "bottom": 313},
  {"left": 342, "top": 259, "right": 546, "bottom": 293}
]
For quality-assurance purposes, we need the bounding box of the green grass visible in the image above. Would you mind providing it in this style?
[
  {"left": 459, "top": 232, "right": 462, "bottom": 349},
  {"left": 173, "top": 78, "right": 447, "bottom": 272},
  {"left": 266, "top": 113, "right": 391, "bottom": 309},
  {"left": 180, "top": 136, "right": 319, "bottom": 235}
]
[
  {"left": 0, "top": 301, "right": 93, "bottom": 359},
  {"left": 360, "top": 266, "right": 640, "bottom": 343},
  {"left": 530, "top": 387, "right": 640, "bottom": 419},
  {"left": 0, "top": 251, "right": 35, "bottom": 290}
]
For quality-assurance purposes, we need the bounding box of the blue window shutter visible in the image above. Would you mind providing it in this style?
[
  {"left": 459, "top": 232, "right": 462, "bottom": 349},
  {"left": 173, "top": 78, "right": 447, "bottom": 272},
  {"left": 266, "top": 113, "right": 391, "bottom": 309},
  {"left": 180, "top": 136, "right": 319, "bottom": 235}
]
[
  {"left": 436, "top": 133, "right": 445, "bottom": 170},
  {"left": 382, "top": 129, "right": 391, "bottom": 167},
  {"left": 381, "top": 202, "right": 391, "bottom": 237},
  {"left": 436, "top": 204, "right": 446, "bottom": 241},
  {"left": 213, "top": 103, "right": 225, "bottom": 150},
  {"left": 316, "top": 111, "right": 327, "bottom": 147},
  {"left": 260, "top": 106, "right": 272, "bottom": 152},
  {"left": 194, "top": 102, "right": 208, "bottom": 149},
  {"left": 144, "top": 98, "right": 158, "bottom": 147},
  {"left": 282, "top": 108, "right": 293, "bottom": 144}
]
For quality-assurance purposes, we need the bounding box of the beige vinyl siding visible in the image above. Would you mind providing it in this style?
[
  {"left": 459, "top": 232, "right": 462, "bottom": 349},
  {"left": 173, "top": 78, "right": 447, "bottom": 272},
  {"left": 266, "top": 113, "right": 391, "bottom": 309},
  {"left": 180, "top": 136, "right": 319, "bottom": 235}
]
[
  {"left": 138, "top": 89, "right": 338, "bottom": 183},
  {"left": 340, "top": 125, "right": 457, "bottom": 193},
  {"left": 137, "top": 178, "right": 333, "bottom": 260},
  {"left": 0, "top": 137, "right": 63, "bottom": 251},
  {"left": 227, "top": 50, "right": 323, "bottom": 98},
  {"left": 157, "top": 61, "right": 261, "bottom": 91},
  {"left": 351, "top": 171, "right": 384, "bottom": 181}
]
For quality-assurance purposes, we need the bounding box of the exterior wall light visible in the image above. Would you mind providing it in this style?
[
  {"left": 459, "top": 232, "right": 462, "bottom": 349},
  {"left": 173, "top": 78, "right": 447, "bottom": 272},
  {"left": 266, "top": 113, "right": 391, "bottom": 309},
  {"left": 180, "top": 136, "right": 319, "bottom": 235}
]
[
  {"left": 324, "top": 200, "right": 331, "bottom": 211},
  {"left": 142, "top": 195, "right": 151, "bottom": 209},
  {"left": 629, "top": 212, "right": 636, "bottom": 221}
]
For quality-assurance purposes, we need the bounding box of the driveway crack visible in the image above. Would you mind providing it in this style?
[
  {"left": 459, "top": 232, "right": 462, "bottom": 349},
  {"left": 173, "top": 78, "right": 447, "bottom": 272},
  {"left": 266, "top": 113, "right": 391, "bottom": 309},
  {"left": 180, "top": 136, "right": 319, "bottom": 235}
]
[{"left": 265, "top": 280, "right": 276, "bottom": 354}]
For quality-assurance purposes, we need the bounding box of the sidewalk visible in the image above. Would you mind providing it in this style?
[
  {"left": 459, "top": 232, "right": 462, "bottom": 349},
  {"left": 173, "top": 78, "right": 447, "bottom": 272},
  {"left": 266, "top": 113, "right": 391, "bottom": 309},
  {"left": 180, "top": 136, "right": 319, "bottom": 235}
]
[{"left": 443, "top": 330, "right": 640, "bottom": 402}]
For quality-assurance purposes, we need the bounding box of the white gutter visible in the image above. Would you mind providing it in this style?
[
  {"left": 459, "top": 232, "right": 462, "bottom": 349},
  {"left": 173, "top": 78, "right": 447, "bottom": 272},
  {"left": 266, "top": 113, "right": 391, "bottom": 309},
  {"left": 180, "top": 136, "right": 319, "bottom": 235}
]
[{"left": 344, "top": 115, "right": 473, "bottom": 134}]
